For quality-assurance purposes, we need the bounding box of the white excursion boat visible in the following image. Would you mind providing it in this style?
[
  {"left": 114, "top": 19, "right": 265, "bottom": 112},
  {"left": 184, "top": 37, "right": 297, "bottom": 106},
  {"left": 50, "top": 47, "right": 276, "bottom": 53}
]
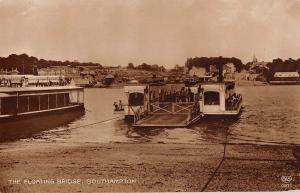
[{"left": 0, "top": 75, "right": 85, "bottom": 122}]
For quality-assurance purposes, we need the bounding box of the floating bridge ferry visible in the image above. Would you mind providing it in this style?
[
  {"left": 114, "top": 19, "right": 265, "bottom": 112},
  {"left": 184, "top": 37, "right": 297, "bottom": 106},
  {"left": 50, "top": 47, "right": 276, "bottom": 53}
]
[
  {"left": 119, "top": 80, "right": 242, "bottom": 128},
  {"left": 0, "top": 75, "right": 85, "bottom": 122}
]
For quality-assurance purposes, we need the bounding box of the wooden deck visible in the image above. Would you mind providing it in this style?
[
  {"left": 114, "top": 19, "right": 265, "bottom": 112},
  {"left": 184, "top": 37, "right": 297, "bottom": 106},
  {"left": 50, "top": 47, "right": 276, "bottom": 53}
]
[
  {"left": 132, "top": 102, "right": 203, "bottom": 128},
  {"left": 133, "top": 113, "right": 203, "bottom": 128},
  {"left": 134, "top": 114, "right": 189, "bottom": 127}
]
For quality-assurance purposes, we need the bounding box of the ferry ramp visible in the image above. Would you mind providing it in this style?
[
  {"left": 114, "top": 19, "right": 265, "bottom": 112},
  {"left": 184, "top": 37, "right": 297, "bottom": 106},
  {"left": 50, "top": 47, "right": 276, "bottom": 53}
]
[{"left": 133, "top": 102, "right": 203, "bottom": 128}]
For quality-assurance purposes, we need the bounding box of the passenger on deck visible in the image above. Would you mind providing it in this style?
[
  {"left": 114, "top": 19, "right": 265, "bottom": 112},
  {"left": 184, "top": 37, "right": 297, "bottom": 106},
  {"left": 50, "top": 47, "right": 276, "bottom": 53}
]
[
  {"left": 172, "top": 91, "right": 176, "bottom": 102},
  {"left": 180, "top": 87, "right": 187, "bottom": 102},
  {"left": 176, "top": 91, "right": 180, "bottom": 102},
  {"left": 118, "top": 100, "right": 123, "bottom": 110},
  {"left": 187, "top": 88, "right": 194, "bottom": 102},
  {"left": 113, "top": 102, "right": 119, "bottom": 111},
  {"left": 226, "top": 92, "right": 241, "bottom": 110}
]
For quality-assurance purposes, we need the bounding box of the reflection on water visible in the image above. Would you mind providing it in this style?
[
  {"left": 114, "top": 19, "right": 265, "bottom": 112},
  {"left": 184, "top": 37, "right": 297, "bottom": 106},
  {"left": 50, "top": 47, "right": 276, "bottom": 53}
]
[
  {"left": 1, "top": 86, "right": 300, "bottom": 145},
  {"left": 0, "top": 110, "right": 85, "bottom": 143},
  {"left": 229, "top": 85, "right": 300, "bottom": 145}
]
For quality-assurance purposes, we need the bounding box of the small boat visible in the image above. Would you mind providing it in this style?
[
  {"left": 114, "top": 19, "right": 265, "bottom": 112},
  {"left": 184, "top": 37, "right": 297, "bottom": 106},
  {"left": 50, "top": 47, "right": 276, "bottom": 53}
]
[
  {"left": 114, "top": 109, "right": 124, "bottom": 114},
  {"left": 113, "top": 101, "right": 124, "bottom": 114}
]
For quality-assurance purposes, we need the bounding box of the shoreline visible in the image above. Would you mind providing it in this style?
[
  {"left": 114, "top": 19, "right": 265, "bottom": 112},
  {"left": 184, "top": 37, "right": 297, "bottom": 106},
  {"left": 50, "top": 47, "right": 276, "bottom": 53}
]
[
  {"left": 0, "top": 141, "right": 299, "bottom": 192},
  {"left": 90, "top": 80, "right": 270, "bottom": 89}
]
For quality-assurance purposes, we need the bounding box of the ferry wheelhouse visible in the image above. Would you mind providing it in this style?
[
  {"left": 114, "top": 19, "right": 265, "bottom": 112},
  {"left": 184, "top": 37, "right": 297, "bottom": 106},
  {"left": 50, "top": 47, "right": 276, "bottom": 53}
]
[
  {"left": 200, "top": 82, "right": 242, "bottom": 116},
  {"left": 0, "top": 76, "right": 84, "bottom": 122},
  {"left": 124, "top": 85, "right": 148, "bottom": 122}
]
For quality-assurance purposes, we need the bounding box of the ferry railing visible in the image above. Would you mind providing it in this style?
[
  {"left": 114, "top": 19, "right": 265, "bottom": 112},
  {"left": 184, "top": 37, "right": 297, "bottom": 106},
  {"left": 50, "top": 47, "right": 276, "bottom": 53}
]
[
  {"left": 129, "top": 105, "right": 146, "bottom": 123},
  {"left": 148, "top": 102, "right": 196, "bottom": 115},
  {"left": 186, "top": 102, "right": 202, "bottom": 124}
]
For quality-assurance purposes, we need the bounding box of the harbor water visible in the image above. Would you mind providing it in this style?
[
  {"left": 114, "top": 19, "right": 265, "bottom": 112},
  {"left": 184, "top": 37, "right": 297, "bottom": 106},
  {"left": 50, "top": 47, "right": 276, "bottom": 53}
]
[{"left": 1, "top": 85, "right": 300, "bottom": 145}]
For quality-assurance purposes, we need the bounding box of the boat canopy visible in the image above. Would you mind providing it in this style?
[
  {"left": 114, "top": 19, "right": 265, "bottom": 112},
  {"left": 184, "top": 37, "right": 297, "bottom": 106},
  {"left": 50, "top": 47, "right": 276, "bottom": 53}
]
[
  {"left": 0, "top": 93, "right": 14, "bottom": 97},
  {"left": 0, "top": 86, "right": 83, "bottom": 93},
  {"left": 124, "top": 85, "right": 146, "bottom": 93}
]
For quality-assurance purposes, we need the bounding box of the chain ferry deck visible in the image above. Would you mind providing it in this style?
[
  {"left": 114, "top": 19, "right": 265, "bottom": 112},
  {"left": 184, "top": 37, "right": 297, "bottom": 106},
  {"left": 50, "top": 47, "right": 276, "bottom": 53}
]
[
  {"left": 0, "top": 75, "right": 85, "bottom": 122},
  {"left": 117, "top": 80, "right": 242, "bottom": 128}
]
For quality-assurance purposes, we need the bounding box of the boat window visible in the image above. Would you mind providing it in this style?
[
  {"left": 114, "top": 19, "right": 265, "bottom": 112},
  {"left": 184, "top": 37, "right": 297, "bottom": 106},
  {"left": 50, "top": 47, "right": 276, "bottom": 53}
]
[
  {"left": 204, "top": 91, "right": 220, "bottom": 105},
  {"left": 128, "top": 93, "right": 144, "bottom": 106},
  {"left": 40, "top": 95, "right": 49, "bottom": 110},
  {"left": 64, "top": 93, "right": 70, "bottom": 106},
  {"left": 49, "top": 94, "right": 57, "bottom": 109},
  {"left": 29, "top": 95, "right": 39, "bottom": 112},
  {"left": 57, "top": 94, "right": 65, "bottom": 108},
  {"left": 1, "top": 97, "right": 17, "bottom": 115},
  {"left": 18, "top": 96, "right": 29, "bottom": 113}
]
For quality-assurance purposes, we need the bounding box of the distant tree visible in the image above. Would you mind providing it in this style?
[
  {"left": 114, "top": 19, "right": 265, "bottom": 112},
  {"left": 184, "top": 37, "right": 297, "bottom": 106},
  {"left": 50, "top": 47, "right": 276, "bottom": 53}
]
[
  {"left": 0, "top": 53, "right": 103, "bottom": 74},
  {"left": 185, "top": 56, "right": 244, "bottom": 73},
  {"left": 127, "top": 63, "right": 134, "bottom": 69}
]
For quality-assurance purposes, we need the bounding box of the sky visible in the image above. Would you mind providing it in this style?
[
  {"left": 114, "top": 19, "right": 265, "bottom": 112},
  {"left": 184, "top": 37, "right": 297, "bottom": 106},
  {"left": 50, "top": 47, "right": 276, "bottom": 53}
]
[{"left": 1, "top": 0, "right": 300, "bottom": 68}]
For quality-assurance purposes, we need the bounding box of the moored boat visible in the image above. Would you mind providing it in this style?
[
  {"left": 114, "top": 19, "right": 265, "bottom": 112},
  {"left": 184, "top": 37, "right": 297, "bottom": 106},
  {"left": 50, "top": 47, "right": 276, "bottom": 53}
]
[{"left": 0, "top": 75, "right": 85, "bottom": 122}]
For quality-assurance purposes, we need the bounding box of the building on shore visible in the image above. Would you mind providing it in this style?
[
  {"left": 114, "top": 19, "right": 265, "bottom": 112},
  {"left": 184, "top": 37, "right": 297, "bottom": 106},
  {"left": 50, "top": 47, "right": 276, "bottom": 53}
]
[
  {"left": 269, "top": 71, "right": 300, "bottom": 84},
  {"left": 189, "top": 66, "right": 207, "bottom": 77}
]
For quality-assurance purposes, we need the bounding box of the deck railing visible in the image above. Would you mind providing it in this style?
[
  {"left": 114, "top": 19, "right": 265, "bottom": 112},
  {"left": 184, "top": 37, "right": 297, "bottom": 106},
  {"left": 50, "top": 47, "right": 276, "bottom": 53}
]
[
  {"left": 149, "top": 102, "right": 195, "bottom": 115},
  {"left": 129, "top": 106, "right": 146, "bottom": 123}
]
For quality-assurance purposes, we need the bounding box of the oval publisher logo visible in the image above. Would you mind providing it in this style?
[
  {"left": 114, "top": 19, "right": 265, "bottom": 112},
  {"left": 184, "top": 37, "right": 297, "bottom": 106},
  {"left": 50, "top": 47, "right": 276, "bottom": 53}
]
[{"left": 281, "top": 176, "right": 293, "bottom": 184}]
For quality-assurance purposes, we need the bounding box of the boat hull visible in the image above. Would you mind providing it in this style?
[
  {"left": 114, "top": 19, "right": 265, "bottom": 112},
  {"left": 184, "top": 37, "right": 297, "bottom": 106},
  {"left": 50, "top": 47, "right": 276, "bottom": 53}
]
[
  {"left": 0, "top": 105, "right": 85, "bottom": 142},
  {"left": 269, "top": 81, "right": 300, "bottom": 85},
  {"left": 0, "top": 104, "right": 85, "bottom": 122}
]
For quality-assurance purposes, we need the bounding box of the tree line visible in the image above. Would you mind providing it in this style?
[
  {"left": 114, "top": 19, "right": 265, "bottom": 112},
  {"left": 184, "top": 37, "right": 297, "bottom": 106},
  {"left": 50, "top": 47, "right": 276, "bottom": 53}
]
[
  {"left": 185, "top": 56, "right": 244, "bottom": 72},
  {"left": 1, "top": 53, "right": 300, "bottom": 76},
  {"left": 185, "top": 56, "right": 300, "bottom": 75},
  {"left": 0, "top": 53, "right": 102, "bottom": 74},
  {"left": 267, "top": 58, "right": 300, "bottom": 73},
  {"left": 127, "top": 62, "right": 166, "bottom": 72}
]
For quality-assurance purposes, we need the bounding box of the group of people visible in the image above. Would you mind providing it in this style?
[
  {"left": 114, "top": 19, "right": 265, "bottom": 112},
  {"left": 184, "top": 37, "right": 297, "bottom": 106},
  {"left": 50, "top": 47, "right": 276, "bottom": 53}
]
[
  {"left": 226, "top": 93, "right": 242, "bottom": 109},
  {"left": 156, "top": 87, "right": 196, "bottom": 103},
  {"left": 113, "top": 100, "right": 124, "bottom": 111}
]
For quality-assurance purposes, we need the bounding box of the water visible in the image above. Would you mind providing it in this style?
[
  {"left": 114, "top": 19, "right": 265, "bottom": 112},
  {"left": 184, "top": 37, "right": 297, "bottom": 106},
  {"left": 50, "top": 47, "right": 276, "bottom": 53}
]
[{"left": 3, "top": 86, "right": 300, "bottom": 145}]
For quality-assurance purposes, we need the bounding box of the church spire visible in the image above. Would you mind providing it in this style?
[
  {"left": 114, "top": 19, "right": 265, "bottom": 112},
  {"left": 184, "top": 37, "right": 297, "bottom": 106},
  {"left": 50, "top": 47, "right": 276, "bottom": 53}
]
[{"left": 252, "top": 53, "right": 258, "bottom": 63}]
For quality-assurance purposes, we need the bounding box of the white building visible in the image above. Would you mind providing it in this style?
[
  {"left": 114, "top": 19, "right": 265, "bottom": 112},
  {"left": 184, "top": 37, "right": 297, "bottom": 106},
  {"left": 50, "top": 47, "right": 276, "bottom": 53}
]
[
  {"left": 273, "top": 71, "right": 300, "bottom": 78},
  {"left": 189, "top": 66, "right": 207, "bottom": 77},
  {"left": 224, "top": 63, "right": 236, "bottom": 74}
]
